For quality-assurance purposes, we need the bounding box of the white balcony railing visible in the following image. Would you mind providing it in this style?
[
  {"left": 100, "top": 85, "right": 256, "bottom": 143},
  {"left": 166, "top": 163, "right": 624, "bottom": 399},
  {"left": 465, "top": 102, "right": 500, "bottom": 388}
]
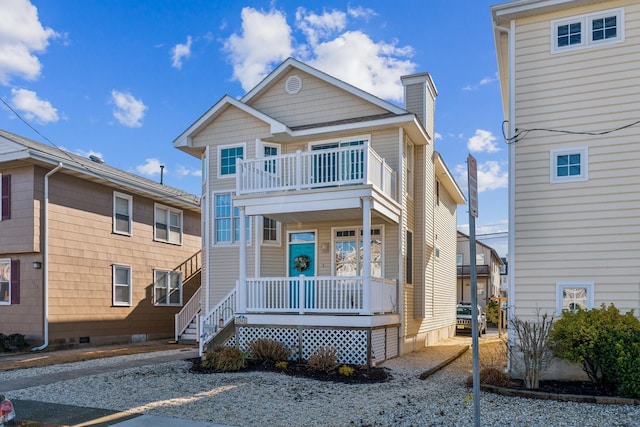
[
  {"left": 237, "top": 146, "right": 397, "bottom": 201},
  {"left": 245, "top": 276, "right": 397, "bottom": 315}
]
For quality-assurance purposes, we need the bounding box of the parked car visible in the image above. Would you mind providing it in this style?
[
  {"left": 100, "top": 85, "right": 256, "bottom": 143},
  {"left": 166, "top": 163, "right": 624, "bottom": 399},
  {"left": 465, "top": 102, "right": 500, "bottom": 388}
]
[
  {"left": 456, "top": 302, "right": 487, "bottom": 337},
  {"left": 0, "top": 393, "right": 15, "bottom": 425}
]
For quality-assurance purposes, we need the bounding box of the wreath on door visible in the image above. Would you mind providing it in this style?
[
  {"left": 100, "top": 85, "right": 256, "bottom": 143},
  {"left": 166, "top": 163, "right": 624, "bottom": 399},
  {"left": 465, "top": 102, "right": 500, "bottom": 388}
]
[{"left": 294, "top": 254, "right": 311, "bottom": 272}]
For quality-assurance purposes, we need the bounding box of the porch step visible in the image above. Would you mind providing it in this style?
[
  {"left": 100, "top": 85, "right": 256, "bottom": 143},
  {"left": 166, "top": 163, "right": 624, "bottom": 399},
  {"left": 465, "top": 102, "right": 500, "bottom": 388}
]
[{"left": 178, "top": 320, "right": 199, "bottom": 344}]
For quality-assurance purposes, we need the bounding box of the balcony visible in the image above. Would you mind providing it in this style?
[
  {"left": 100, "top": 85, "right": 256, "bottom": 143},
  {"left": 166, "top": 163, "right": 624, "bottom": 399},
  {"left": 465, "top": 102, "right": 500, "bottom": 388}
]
[{"left": 236, "top": 145, "right": 397, "bottom": 202}]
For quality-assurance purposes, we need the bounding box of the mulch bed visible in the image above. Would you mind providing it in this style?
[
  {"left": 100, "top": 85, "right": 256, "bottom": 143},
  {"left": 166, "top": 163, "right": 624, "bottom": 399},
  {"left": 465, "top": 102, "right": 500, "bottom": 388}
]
[
  {"left": 507, "top": 379, "right": 620, "bottom": 397},
  {"left": 188, "top": 358, "right": 390, "bottom": 384}
]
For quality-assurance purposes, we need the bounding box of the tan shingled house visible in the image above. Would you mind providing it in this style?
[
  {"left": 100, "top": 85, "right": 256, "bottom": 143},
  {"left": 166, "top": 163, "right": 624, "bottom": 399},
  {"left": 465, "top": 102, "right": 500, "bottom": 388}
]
[{"left": 0, "top": 130, "right": 201, "bottom": 350}]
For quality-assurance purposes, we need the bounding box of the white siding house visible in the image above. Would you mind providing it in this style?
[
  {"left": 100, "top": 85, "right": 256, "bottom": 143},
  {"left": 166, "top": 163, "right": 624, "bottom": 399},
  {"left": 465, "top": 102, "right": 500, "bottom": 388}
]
[
  {"left": 173, "top": 58, "right": 465, "bottom": 365},
  {"left": 492, "top": 0, "right": 640, "bottom": 377}
]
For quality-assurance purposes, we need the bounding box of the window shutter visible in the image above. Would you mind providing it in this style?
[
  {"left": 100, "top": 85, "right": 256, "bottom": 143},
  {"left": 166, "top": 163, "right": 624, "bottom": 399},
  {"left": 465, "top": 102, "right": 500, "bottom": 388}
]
[
  {"left": 1, "top": 174, "right": 10, "bottom": 220},
  {"left": 10, "top": 259, "right": 19, "bottom": 304}
]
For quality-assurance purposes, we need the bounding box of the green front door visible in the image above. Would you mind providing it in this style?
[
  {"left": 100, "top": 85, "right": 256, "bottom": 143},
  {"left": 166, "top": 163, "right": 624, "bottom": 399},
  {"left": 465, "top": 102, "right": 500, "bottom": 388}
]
[{"left": 289, "top": 232, "right": 315, "bottom": 309}]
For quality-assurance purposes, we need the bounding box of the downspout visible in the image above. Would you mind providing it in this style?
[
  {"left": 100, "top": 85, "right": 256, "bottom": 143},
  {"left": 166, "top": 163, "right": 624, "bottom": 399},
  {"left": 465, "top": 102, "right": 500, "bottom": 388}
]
[
  {"left": 494, "top": 19, "right": 516, "bottom": 364},
  {"left": 32, "top": 162, "right": 63, "bottom": 351}
]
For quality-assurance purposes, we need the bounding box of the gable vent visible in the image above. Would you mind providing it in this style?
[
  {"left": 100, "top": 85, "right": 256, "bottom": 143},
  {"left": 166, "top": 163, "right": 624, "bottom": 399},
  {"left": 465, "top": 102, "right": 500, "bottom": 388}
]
[{"left": 285, "top": 75, "right": 302, "bottom": 94}]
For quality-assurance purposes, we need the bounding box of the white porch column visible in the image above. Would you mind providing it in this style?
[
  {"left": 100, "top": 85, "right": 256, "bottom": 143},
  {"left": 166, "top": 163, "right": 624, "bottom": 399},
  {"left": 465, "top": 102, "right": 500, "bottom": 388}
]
[
  {"left": 238, "top": 206, "right": 247, "bottom": 313},
  {"left": 362, "top": 197, "right": 372, "bottom": 314}
]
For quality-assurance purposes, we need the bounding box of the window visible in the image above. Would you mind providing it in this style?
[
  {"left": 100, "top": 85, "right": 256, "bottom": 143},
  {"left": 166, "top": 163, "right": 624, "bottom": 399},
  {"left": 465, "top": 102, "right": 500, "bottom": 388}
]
[
  {"left": 334, "top": 227, "right": 383, "bottom": 278},
  {"left": 218, "top": 144, "right": 244, "bottom": 177},
  {"left": 406, "top": 230, "right": 413, "bottom": 284},
  {"left": 551, "top": 147, "right": 588, "bottom": 183},
  {"left": 262, "top": 217, "right": 280, "bottom": 244},
  {"left": 154, "top": 204, "right": 183, "bottom": 244},
  {"left": 556, "top": 282, "right": 594, "bottom": 315},
  {"left": 113, "top": 264, "right": 131, "bottom": 306},
  {"left": 476, "top": 253, "right": 486, "bottom": 265},
  {"left": 404, "top": 140, "right": 414, "bottom": 197},
  {"left": 262, "top": 142, "right": 280, "bottom": 173},
  {"left": 0, "top": 259, "right": 18, "bottom": 305},
  {"left": 213, "top": 192, "right": 250, "bottom": 245},
  {"left": 154, "top": 269, "right": 182, "bottom": 306},
  {"left": 310, "top": 135, "right": 368, "bottom": 184},
  {"left": 457, "top": 253, "right": 463, "bottom": 266},
  {"left": 1, "top": 174, "right": 10, "bottom": 220},
  {"left": 552, "top": 9, "right": 624, "bottom": 53},
  {"left": 113, "top": 192, "right": 132, "bottom": 235}
]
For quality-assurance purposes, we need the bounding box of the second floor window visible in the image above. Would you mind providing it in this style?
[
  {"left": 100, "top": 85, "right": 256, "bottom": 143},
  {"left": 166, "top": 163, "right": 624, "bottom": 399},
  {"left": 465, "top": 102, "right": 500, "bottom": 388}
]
[
  {"left": 552, "top": 8, "right": 623, "bottom": 53},
  {"left": 551, "top": 147, "right": 588, "bottom": 183},
  {"left": 113, "top": 192, "right": 132, "bottom": 235},
  {"left": 218, "top": 144, "right": 244, "bottom": 177},
  {"left": 155, "top": 204, "right": 183, "bottom": 245},
  {"left": 1, "top": 174, "right": 10, "bottom": 220}
]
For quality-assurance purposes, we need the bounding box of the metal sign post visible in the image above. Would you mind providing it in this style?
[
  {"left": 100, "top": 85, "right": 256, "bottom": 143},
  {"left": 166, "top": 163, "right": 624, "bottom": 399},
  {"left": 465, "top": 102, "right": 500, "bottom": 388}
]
[{"left": 467, "top": 154, "right": 480, "bottom": 427}]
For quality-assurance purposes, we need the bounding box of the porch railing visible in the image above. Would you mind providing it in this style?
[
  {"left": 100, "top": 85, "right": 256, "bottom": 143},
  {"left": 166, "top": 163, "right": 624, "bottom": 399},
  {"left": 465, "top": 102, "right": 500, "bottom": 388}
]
[
  {"left": 245, "top": 276, "right": 397, "bottom": 315},
  {"left": 237, "top": 146, "right": 397, "bottom": 201},
  {"left": 174, "top": 287, "right": 201, "bottom": 342},
  {"left": 199, "top": 287, "right": 237, "bottom": 355}
]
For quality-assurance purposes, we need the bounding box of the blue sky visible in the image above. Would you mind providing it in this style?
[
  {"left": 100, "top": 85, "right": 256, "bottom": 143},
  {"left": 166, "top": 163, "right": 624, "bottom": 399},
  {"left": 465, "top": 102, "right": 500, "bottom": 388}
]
[{"left": 0, "top": 0, "right": 508, "bottom": 256}]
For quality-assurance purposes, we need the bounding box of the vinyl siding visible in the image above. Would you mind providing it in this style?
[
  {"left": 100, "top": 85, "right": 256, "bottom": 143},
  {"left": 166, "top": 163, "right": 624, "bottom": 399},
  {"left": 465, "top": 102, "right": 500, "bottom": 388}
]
[
  {"left": 247, "top": 69, "right": 388, "bottom": 128},
  {"left": 0, "top": 166, "right": 38, "bottom": 253},
  {"left": 512, "top": 1, "right": 640, "bottom": 317}
]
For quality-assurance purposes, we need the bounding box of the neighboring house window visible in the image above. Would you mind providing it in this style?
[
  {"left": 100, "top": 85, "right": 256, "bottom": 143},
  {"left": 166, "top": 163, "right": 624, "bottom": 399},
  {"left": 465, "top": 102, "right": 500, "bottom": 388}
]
[
  {"left": 218, "top": 143, "right": 245, "bottom": 177},
  {"left": 406, "top": 230, "right": 413, "bottom": 284},
  {"left": 550, "top": 147, "right": 588, "bottom": 183},
  {"left": 1, "top": 174, "right": 10, "bottom": 220},
  {"left": 153, "top": 269, "right": 182, "bottom": 306},
  {"left": 0, "top": 259, "right": 18, "bottom": 305},
  {"left": 113, "top": 264, "right": 132, "bottom": 306},
  {"left": 457, "top": 253, "right": 463, "bottom": 265},
  {"left": 334, "top": 227, "right": 383, "bottom": 278},
  {"left": 552, "top": 8, "right": 624, "bottom": 52},
  {"left": 213, "top": 192, "right": 250, "bottom": 245},
  {"left": 476, "top": 253, "right": 485, "bottom": 265},
  {"left": 262, "top": 216, "right": 280, "bottom": 245},
  {"left": 556, "top": 281, "right": 594, "bottom": 315},
  {"left": 154, "top": 204, "right": 183, "bottom": 245},
  {"left": 113, "top": 192, "right": 132, "bottom": 235}
]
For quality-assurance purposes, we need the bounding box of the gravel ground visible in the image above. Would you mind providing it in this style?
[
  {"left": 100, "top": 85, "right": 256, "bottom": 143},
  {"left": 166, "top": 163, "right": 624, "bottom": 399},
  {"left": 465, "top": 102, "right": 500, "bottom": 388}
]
[{"left": 4, "top": 342, "right": 639, "bottom": 427}]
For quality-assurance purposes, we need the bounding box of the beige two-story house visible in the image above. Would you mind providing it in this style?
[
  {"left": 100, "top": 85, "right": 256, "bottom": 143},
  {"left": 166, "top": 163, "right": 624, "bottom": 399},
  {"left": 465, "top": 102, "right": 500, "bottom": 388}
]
[
  {"left": 174, "top": 58, "right": 465, "bottom": 365},
  {"left": 492, "top": 0, "right": 640, "bottom": 375},
  {"left": 456, "top": 231, "right": 504, "bottom": 308},
  {"left": 0, "top": 130, "right": 201, "bottom": 350}
]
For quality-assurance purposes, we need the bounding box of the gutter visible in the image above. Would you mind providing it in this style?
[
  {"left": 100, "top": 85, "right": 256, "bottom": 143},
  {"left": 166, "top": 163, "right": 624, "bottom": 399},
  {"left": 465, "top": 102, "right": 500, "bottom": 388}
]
[{"left": 32, "top": 162, "right": 63, "bottom": 351}]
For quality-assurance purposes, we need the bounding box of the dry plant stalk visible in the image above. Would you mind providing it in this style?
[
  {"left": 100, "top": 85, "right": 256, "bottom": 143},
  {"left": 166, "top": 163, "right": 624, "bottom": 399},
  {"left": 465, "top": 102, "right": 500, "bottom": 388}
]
[{"left": 509, "top": 311, "right": 554, "bottom": 389}]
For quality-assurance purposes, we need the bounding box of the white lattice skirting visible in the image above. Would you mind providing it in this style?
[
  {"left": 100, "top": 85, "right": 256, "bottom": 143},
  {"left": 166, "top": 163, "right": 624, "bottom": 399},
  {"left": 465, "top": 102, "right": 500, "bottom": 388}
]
[{"left": 234, "top": 325, "right": 399, "bottom": 366}]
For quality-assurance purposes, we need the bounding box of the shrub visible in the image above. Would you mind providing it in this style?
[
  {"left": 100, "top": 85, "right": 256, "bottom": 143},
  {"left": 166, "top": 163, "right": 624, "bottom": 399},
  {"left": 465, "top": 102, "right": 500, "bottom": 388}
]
[
  {"left": 467, "top": 367, "right": 515, "bottom": 388},
  {"left": 509, "top": 311, "right": 554, "bottom": 389},
  {"left": 550, "top": 304, "right": 640, "bottom": 397},
  {"left": 307, "top": 346, "right": 338, "bottom": 371},
  {"left": 0, "top": 333, "right": 28, "bottom": 353},
  {"left": 485, "top": 300, "right": 500, "bottom": 326},
  {"left": 247, "top": 338, "right": 291, "bottom": 364},
  {"left": 338, "top": 365, "right": 355, "bottom": 377},
  {"left": 275, "top": 361, "right": 288, "bottom": 370},
  {"left": 201, "top": 345, "right": 246, "bottom": 372}
]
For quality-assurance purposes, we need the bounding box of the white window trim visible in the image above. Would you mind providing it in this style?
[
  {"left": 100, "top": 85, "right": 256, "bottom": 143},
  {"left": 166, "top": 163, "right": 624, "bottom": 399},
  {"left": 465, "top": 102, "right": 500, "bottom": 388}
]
[
  {"left": 153, "top": 269, "right": 183, "bottom": 306},
  {"left": 112, "top": 264, "right": 132, "bottom": 307},
  {"left": 556, "top": 281, "right": 594, "bottom": 315},
  {"left": 0, "top": 258, "right": 10, "bottom": 305},
  {"left": 261, "top": 216, "right": 281, "bottom": 246},
  {"left": 212, "top": 190, "right": 251, "bottom": 247},
  {"left": 550, "top": 146, "right": 588, "bottom": 183},
  {"left": 113, "top": 192, "right": 133, "bottom": 236},
  {"left": 551, "top": 8, "right": 624, "bottom": 53},
  {"left": 154, "top": 203, "right": 183, "bottom": 245},
  {"left": 217, "top": 142, "right": 246, "bottom": 179},
  {"left": 331, "top": 225, "right": 385, "bottom": 278},
  {"left": 307, "top": 134, "right": 371, "bottom": 151}
]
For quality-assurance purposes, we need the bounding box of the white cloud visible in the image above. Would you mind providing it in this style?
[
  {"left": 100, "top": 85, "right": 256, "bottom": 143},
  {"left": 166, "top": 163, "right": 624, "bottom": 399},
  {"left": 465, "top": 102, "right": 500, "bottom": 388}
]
[
  {"left": 295, "top": 8, "right": 347, "bottom": 45},
  {"left": 223, "top": 6, "right": 416, "bottom": 103},
  {"left": 223, "top": 7, "right": 293, "bottom": 91},
  {"left": 110, "top": 90, "right": 147, "bottom": 128},
  {"left": 347, "top": 6, "right": 377, "bottom": 20},
  {"left": 176, "top": 164, "right": 202, "bottom": 177},
  {"left": 10, "top": 88, "right": 58, "bottom": 123},
  {"left": 456, "top": 160, "right": 508, "bottom": 193},
  {"left": 0, "top": 0, "right": 58, "bottom": 85},
  {"left": 462, "top": 73, "right": 499, "bottom": 91},
  {"left": 468, "top": 129, "right": 500, "bottom": 153},
  {"left": 136, "top": 158, "right": 164, "bottom": 176},
  {"left": 435, "top": 132, "right": 442, "bottom": 140},
  {"left": 171, "top": 36, "right": 192, "bottom": 69}
]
